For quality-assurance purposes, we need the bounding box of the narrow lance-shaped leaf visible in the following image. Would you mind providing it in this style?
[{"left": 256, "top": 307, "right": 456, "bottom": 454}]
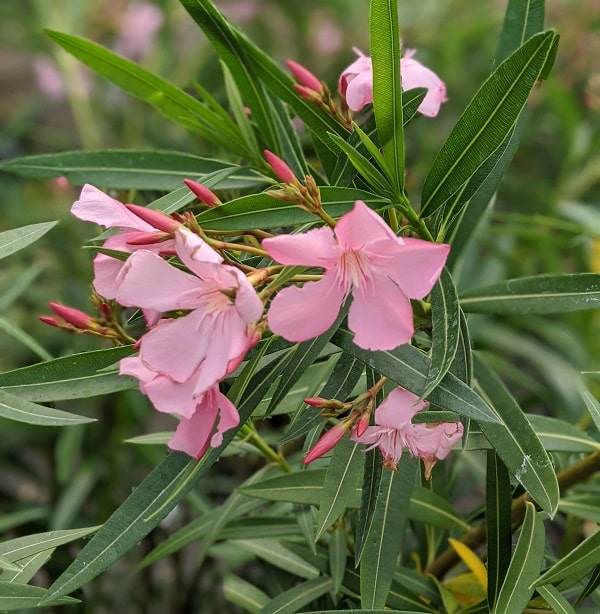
[
  {"left": 370, "top": 0, "right": 405, "bottom": 195},
  {"left": 355, "top": 448, "right": 383, "bottom": 566},
  {"left": 44, "top": 30, "right": 247, "bottom": 155},
  {"left": 360, "top": 456, "right": 418, "bottom": 609},
  {"left": 495, "top": 0, "right": 545, "bottom": 64},
  {"left": 493, "top": 502, "right": 545, "bottom": 613},
  {"left": 316, "top": 435, "right": 366, "bottom": 540},
  {"left": 536, "top": 585, "right": 578, "bottom": 614},
  {"left": 256, "top": 577, "right": 334, "bottom": 614},
  {"left": 329, "top": 524, "right": 348, "bottom": 595},
  {"left": 223, "top": 574, "right": 269, "bottom": 613},
  {"left": 460, "top": 273, "right": 600, "bottom": 314},
  {"left": 474, "top": 354, "right": 559, "bottom": 517},
  {"left": 0, "top": 222, "right": 57, "bottom": 261},
  {"left": 0, "top": 584, "right": 79, "bottom": 610},
  {"left": 420, "top": 30, "right": 559, "bottom": 217}
]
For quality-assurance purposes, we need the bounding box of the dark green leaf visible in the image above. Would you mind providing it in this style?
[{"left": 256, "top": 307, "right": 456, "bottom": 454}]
[
  {"left": 496, "top": 0, "right": 545, "bottom": 64},
  {"left": 0, "top": 583, "right": 78, "bottom": 609},
  {"left": 256, "top": 577, "right": 334, "bottom": 614},
  {"left": 536, "top": 585, "right": 577, "bottom": 614},
  {"left": 421, "top": 31, "right": 559, "bottom": 217},
  {"left": 329, "top": 524, "right": 347, "bottom": 595},
  {"left": 460, "top": 273, "right": 600, "bottom": 314},
  {"left": 355, "top": 448, "right": 383, "bottom": 566}
]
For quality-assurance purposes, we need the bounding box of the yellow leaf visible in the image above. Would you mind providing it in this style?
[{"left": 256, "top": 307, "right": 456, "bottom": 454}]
[{"left": 448, "top": 538, "right": 487, "bottom": 590}]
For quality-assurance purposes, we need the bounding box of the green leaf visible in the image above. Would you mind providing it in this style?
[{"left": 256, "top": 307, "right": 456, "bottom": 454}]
[
  {"left": 234, "top": 539, "right": 320, "bottom": 580},
  {"left": 450, "top": 308, "right": 473, "bottom": 385},
  {"left": 332, "top": 328, "right": 498, "bottom": 424},
  {"left": 581, "top": 388, "right": 600, "bottom": 432},
  {"left": 536, "top": 585, "right": 576, "bottom": 614},
  {"left": 558, "top": 495, "right": 600, "bottom": 523},
  {"left": 0, "top": 346, "right": 136, "bottom": 402},
  {"left": 0, "top": 550, "right": 54, "bottom": 584},
  {"left": 496, "top": 0, "right": 545, "bottom": 64},
  {"left": 370, "top": 0, "right": 404, "bottom": 194},
  {"left": 0, "top": 222, "right": 57, "bottom": 261},
  {"left": 316, "top": 435, "right": 366, "bottom": 540},
  {"left": 0, "top": 388, "right": 95, "bottom": 426},
  {"left": 575, "top": 565, "right": 600, "bottom": 606},
  {"left": 0, "top": 558, "right": 21, "bottom": 573},
  {"left": 256, "top": 577, "right": 334, "bottom": 614},
  {"left": 329, "top": 524, "right": 347, "bottom": 595},
  {"left": 421, "top": 31, "right": 559, "bottom": 217},
  {"left": 355, "top": 449, "right": 383, "bottom": 566},
  {"left": 493, "top": 502, "right": 545, "bottom": 613},
  {"left": 409, "top": 486, "right": 471, "bottom": 532},
  {"left": 238, "top": 470, "right": 331, "bottom": 506},
  {"left": 474, "top": 355, "right": 559, "bottom": 516},
  {"left": 0, "top": 583, "right": 78, "bottom": 609},
  {"left": 360, "top": 457, "right": 418, "bottom": 608},
  {"left": 44, "top": 30, "right": 247, "bottom": 155},
  {"left": 224, "top": 574, "right": 269, "bottom": 613},
  {"left": 531, "top": 530, "right": 600, "bottom": 588},
  {"left": 423, "top": 268, "right": 461, "bottom": 398},
  {"left": 460, "top": 273, "right": 600, "bottom": 314},
  {"left": 486, "top": 451, "right": 512, "bottom": 610},
  {"left": 197, "top": 186, "right": 389, "bottom": 231},
  {"left": 0, "top": 150, "right": 264, "bottom": 191}
]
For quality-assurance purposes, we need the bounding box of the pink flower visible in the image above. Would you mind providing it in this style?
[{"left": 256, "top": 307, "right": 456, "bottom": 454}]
[
  {"left": 303, "top": 420, "right": 351, "bottom": 465},
  {"left": 115, "top": 230, "right": 263, "bottom": 394},
  {"left": 262, "top": 200, "right": 449, "bottom": 351},
  {"left": 339, "top": 47, "right": 447, "bottom": 117},
  {"left": 71, "top": 184, "right": 178, "bottom": 304},
  {"left": 114, "top": 2, "right": 164, "bottom": 60},
  {"left": 351, "top": 388, "right": 463, "bottom": 474}
]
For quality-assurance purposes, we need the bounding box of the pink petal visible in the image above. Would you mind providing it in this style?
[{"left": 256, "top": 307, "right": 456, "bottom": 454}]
[
  {"left": 174, "top": 227, "right": 222, "bottom": 268},
  {"left": 384, "top": 239, "right": 450, "bottom": 300},
  {"left": 71, "top": 184, "right": 153, "bottom": 230},
  {"left": 168, "top": 397, "right": 218, "bottom": 459},
  {"left": 262, "top": 226, "right": 340, "bottom": 269},
  {"left": 209, "top": 389, "right": 239, "bottom": 447},
  {"left": 116, "top": 250, "right": 202, "bottom": 312},
  {"left": 141, "top": 371, "right": 200, "bottom": 418},
  {"left": 350, "top": 425, "right": 387, "bottom": 446},
  {"left": 230, "top": 267, "right": 264, "bottom": 323},
  {"left": 334, "top": 201, "right": 397, "bottom": 250},
  {"left": 344, "top": 70, "right": 373, "bottom": 112},
  {"left": 92, "top": 253, "right": 124, "bottom": 299},
  {"left": 267, "top": 273, "right": 345, "bottom": 343},
  {"left": 348, "top": 273, "right": 414, "bottom": 350},
  {"left": 406, "top": 421, "right": 463, "bottom": 460},
  {"left": 375, "top": 388, "right": 428, "bottom": 429},
  {"left": 400, "top": 57, "right": 447, "bottom": 118}
]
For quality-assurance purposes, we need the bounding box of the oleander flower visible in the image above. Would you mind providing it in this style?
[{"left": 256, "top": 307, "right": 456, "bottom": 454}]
[
  {"left": 339, "top": 47, "right": 447, "bottom": 117},
  {"left": 262, "top": 200, "right": 449, "bottom": 351}
]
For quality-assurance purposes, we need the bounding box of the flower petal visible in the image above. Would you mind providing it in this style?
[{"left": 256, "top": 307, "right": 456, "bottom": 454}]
[
  {"left": 168, "top": 397, "right": 218, "bottom": 459},
  {"left": 174, "top": 227, "right": 223, "bottom": 268},
  {"left": 348, "top": 273, "right": 414, "bottom": 350},
  {"left": 209, "top": 389, "right": 240, "bottom": 447},
  {"left": 400, "top": 57, "right": 447, "bottom": 118},
  {"left": 71, "top": 184, "right": 153, "bottom": 230},
  {"left": 267, "top": 273, "right": 345, "bottom": 343},
  {"left": 375, "top": 387, "right": 428, "bottom": 429},
  {"left": 92, "top": 253, "right": 124, "bottom": 299},
  {"left": 344, "top": 70, "right": 373, "bottom": 112},
  {"left": 406, "top": 421, "right": 463, "bottom": 460},
  {"left": 384, "top": 238, "right": 450, "bottom": 300},
  {"left": 262, "top": 226, "right": 339, "bottom": 269},
  {"left": 334, "top": 201, "right": 397, "bottom": 250}
]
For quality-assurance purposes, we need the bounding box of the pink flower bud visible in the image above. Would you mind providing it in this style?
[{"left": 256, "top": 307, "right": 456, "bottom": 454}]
[
  {"left": 304, "top": 397, "right": 328, "bottom": 408},
  {"left": 264, "top": 150, "right": 296, "bottom": 184},
  {"left": 125, "top": 231, "right": 172, "bottom": 245},
  {"left": 49, "top": 302, "right": 94, "bottom": 329},
  {"left": 286, "top": 59, "right": 323, "bottom": 94},
  {"left": 39, "top": 315, "right": 60, "bottom": 328},
  {"left": 124, "top": 204, "right": 180, "bottom": 233},
  {"left": 183, "top": 179, "right": 221, "bottom": 207},
  {"left": 355, "top": 414, "right": 370, "bottom": 437},
  {"left": 293, "top": 84, "right": 321, "bottom": 103},
  {"left": 303, "top": 422, "right": 348, "bottom": 465}
]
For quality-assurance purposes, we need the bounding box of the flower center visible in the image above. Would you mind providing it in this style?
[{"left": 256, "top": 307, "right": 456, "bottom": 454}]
[{"left": 340, "top": 249, "right": 370, "bottom": 289}]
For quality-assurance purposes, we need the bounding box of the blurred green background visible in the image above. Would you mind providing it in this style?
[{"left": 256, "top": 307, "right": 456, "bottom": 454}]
[{"left": 0, "top": 0, "right": 599, "bottom": 611}]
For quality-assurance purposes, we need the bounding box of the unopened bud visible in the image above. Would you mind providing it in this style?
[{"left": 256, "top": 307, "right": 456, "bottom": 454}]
[
  {"left": 355, "top": 414, "right": 370, "bottom": 437},
  {"left": 125, "top": 204, "right": 180, "bottom": 233},
  {"left": 49, "top": 302, "right": 94, "bottom": 329},
  {"left": 184, "top": 179, "right": 221, "bottom": 207},
  {"left": 293, "top": 84, "right": 322, "bottom": 103},
  {"left": 126, "top": 231, "right": 172, "bottom": 245},
  {"left": 304, "top": 397, "right": 328, "bottom": 408},
  {"left": 303, "top": 421, "right": 349, "bottom": 465},
  {"left": 39, "top": 315, "right": 59, "bottom": 328},
  {"left": 264, "top": 150, "right": 296, "bottom": 184},
  {"left": 286, "top": 60, "right": 323, "bottom": 94}
]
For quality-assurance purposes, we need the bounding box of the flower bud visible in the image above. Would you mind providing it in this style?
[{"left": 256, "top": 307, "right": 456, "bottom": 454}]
[
  {"left": 125, "top": 204, "right": 179, "bottom": 233},
  {"left": 286, "top": 60, "right": 323, "bottom": 94},
  {"left": 125, "top": 231, "right": 172, "bottom": 245},
  {"left": 354, "top": 413, "right": 370, "bottom": 437},
  {"left": 264, "top": 150, "right": 296, "bottom": 184},
  {"left": 183, "top": 179, "right": 221, "bottom": 207},
  {"left": 303, "top": 421, "right": 349, "bottom": 465},
  {"left": 48, "top": 302, "right": 94, "bottom": 329},
  {"left": 293, "top": 84, "right": 322, "bottom": 103},
  {"left": 304, "top": 397, "right": 328, "bottom": 408}
]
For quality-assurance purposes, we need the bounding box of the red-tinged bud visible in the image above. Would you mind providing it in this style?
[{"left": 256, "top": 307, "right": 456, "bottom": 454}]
[
  {"left": 264, "top": 150, "right": 296, "bottom": 184},
  {"left": 184, "top": 179, "right": 221, "bottom": 207},
  {"left": 39, "top": 315, "right": 59, "bottom": 328},
  {"left": 125, "top": 204, "right": 180, "bottom": 233},
  {"left": 49, "top": 302, "right": 94, "bottom": 329},
  {"left": 293, "top": 84, "right": 321, "bottom": 103},
  {"left": 355, "top": 414, "right": 370, "bottom": 437},
  {"left": 304, "top": 397, "right": 328, "bottom": 408},
  {"left": 99, "top": 302, "right": 113, "bottom": 319},
  {"left": 125, "top": 231, "right": 172, "bottom": 245},
  {"left": 303, "top": 421, "right": 349, "bottom": 465},
  {"left": 286, "top": 59, "right": 323, "bottom": 94}
]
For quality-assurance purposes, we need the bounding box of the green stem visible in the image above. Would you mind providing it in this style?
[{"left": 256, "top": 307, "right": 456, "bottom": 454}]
[{"left": 239, "top": 424, "right": 292, "bottom": 473}]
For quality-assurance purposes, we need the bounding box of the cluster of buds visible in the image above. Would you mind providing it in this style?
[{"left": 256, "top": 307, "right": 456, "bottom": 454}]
[{"left": 286, "top": 60, "right": 353, "bottom": 131}]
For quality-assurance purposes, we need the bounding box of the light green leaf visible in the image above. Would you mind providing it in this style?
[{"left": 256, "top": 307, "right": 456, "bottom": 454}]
[
  {"left": 0, "top": 558, "right": 21, "bottom": 573},
  {"left": 239, "top": 470, "right": 330, "bottom": 506},
  {"left": 531, "top": 530, "right": 600, "bottom": 588},
  {"left": 0, "top": 550, "right": 53, "bottom": 584},
  {"left": 234, "top": 539, "right": 320, "bottom": 580},
  {"left": 360, "top": 457, "right": 418, "bottom": 608},
  {"left": 581, "top": 388, "right": 600, "bottom": 432},
  {"left": 257, "top": 577, "right": 334, "bottom": 614},
  {"left": 45, "top": 30, "right": 247, "bottom": 155},
  {"left": 0, "top": 388, "right": 95, "bottom": 426},
  {"left": 224, "top": 574, "right": 269, "bottom": 613},
  {"left": 421, "top": 31, "right": 559, "bottom": 217},
  {"left": 332, "top": 328, "right": 498, "bottom": 424},
  {"left": 370, "top": 0, "right": 404, "bottom": 194},
  {"left": 316, "top": 435, "right": 365, "bottom": 540},
  {"left": 460, "top": 273, "right": 600, "bottom": 314},
  {"left": 329, "top": 524, "right": 347, "bottom": 595},
  {"left": 536, "top": 585, "right": 576, "bottom": 614},
  {"left": 0, "top": 317, "right": 53, "bottom": 362},
  {"left": 409, "top": 486, "right": 471, "bottom": 532},
  {"left": 0, "top": 150, "right": 264, "bottom": 191},
  {"left": 0, "top": 222, "right": 57, "bottom": 261},
  {"left": 0, "top": 583, "right": 78, "bottom": 609},
  {"left": 423, "top": 268, "right": 461, "bottom": 398},
  {"left": 197, "top": 186, "right": 389, "bottom": 231},
  {"left": 558, "top": 495, "right": 600, "bottom": 523},
  {"left": 493, "top": 502, "right": 545, "bottom": 613},
  {"left": 474, "top": 355, "right": 559, "bottom": 516}
]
